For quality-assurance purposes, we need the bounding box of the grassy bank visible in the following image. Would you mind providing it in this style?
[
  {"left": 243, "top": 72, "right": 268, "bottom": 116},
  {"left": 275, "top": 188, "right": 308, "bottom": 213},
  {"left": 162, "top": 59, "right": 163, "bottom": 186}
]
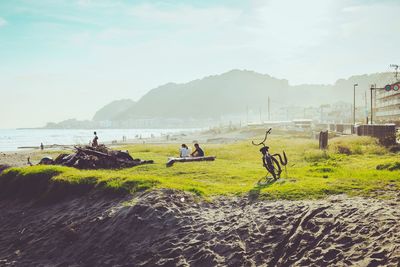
[{"left": 1, "top": 134, "right": 399, "bottom": 200}]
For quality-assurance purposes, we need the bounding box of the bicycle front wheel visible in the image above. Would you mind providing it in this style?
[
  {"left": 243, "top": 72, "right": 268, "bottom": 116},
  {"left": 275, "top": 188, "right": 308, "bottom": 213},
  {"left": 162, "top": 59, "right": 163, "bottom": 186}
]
[{"left": 264, "top": 156, "right": 281, "bottom": 180}]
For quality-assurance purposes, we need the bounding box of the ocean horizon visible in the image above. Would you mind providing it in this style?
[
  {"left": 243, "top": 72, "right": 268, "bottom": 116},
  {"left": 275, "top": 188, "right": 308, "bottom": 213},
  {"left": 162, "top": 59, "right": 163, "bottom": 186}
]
[{"left": 0, "top": 128, "right": 198, "bottom": 152}]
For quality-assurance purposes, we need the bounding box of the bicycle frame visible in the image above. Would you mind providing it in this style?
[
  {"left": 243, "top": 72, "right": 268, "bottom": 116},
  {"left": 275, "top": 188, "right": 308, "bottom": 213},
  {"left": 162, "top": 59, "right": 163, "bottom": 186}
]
[{"left": 252, "top": 128, "right": 288, "bottom": 180}]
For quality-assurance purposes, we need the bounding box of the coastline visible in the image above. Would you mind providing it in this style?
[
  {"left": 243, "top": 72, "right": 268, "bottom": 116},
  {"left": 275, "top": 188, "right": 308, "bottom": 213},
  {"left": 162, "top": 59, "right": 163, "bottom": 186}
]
[
  {"left": 1, "top": 129, "right": 399, "bottom": 266},
  {"left": 0, "top": 128, "right": 205, "bottom": 153},
  {"left": 0, "top": 126, "right": 260, "bottom": 167}
]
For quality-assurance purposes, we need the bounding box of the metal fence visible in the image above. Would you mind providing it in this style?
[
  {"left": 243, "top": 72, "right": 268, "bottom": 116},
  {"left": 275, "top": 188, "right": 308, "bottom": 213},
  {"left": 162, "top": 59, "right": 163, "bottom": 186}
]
[{"left": 354, "top": 124, "right": 396, "bottom": 145}]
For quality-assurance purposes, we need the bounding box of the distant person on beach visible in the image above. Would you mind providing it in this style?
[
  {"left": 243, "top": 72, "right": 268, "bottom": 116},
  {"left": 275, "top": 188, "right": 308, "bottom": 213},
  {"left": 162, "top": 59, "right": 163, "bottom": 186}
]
[
  {"left": 179, "top": 144, "right": 191, "bottom": 158},
  {"left": 92, "top": 131, "right": 99, "bottom": 147},
  {"left": 27, "top": 157, "right": 33, "bottom": 166},
  {"left": 191, "top": 143, "right": 204, "bottom": 157},
  {"left": 40, "top": 143, "right": 44, "bottom": 150}
]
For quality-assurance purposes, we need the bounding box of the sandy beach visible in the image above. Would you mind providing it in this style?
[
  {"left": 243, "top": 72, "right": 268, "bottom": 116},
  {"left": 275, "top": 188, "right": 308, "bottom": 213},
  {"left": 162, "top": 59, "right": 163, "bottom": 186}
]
[
  {"left": 0, "top": 188, "right": 399, "bottom": 266},
  {"left": 1, "top": 129, "right": 399, "bottom": 266}
]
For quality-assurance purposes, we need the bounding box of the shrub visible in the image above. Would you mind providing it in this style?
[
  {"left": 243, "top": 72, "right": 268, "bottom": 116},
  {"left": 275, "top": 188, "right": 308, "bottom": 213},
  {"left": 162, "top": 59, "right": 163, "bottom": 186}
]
[
  {"left": 337, "top": 145, "right": 351, "bottom": 155},
  {"left": 304, "top": 150, "right": 330, "bottom": 162},
  {"left": 389, "top": 145, "right": 400, "bottom": 153},
  {"left": 376, "top": 162, "right": 400, "bottom": 171},
  {"left": 188, "top": 188, "right": 204, "bottom": 196},
  {"left": 329, "top": 136, "right": 386, "bottom": 155}
]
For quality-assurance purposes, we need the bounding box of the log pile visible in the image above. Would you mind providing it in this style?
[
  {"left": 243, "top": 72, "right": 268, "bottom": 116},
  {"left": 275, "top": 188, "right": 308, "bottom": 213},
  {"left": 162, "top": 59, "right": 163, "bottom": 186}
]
[{"left": 40, "top": 145, "right": 154, "bottom": 170}]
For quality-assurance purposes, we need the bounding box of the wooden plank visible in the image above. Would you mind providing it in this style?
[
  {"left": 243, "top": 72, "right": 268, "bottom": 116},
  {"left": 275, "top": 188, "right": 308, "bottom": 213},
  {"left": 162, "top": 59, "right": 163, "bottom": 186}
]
[{"left": 166, "top": 156, "right": 216, "bottom": 167}]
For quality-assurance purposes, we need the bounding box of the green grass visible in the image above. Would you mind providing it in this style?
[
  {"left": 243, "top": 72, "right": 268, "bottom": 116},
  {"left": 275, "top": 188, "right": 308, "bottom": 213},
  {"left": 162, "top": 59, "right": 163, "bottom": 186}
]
[{"left": 1, "top": 134, "right": 399, "bottom": 200}]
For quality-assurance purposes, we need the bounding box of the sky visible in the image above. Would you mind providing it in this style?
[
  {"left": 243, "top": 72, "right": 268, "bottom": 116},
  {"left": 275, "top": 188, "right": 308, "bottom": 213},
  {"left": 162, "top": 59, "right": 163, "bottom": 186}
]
[{"left": 0, "top": 0, "right": 399, "bottom": 128}]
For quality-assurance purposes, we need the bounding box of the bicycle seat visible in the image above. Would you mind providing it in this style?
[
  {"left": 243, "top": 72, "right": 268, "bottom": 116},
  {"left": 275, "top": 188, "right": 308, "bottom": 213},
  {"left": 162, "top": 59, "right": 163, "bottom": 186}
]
[{"left": 260, "top": 146, "right": 270, "bottom": 154}]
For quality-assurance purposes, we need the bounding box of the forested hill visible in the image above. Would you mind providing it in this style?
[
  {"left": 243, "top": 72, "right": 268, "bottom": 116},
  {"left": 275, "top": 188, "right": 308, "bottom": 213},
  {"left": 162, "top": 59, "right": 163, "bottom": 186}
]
[
  {"left": 93, "top": 70, "right": 394, "bottom": 120},
  {"left": 93, "top": 99, "right": 136, "bottom": 121}
]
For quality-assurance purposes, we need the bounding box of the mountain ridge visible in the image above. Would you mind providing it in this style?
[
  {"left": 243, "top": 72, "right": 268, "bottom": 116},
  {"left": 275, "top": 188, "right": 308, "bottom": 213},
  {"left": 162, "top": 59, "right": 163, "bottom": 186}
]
[{"left": 92, "top": 69, "right": 394, "bottom": 121}]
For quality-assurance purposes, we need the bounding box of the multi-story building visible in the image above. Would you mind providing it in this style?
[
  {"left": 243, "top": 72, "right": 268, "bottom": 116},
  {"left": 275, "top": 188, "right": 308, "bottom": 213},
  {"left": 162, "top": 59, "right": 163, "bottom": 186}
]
[{"left": 375, "top": 82, "right": 400, "bottom": 124}]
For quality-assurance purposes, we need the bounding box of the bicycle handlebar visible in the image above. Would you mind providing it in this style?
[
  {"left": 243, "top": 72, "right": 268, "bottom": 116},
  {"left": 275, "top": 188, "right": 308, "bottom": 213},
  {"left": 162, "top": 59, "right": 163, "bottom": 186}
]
[{"left": 252, "top": 128, "right": 272, "bottom": 146}]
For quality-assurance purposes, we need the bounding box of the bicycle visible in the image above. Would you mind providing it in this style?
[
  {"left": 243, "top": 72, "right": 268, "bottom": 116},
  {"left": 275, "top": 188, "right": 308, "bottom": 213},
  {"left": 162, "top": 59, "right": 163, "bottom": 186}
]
[{"left": 252, "top": 128, "right": 288, "bottom": 180}]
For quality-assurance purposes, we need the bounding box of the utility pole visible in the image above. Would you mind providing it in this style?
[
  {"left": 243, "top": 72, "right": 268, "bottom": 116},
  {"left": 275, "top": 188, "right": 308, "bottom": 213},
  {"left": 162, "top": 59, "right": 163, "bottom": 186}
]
[
  {"left": 370, "top": 85, "right": 373, "bottom": 124},
  {"left": 364, "top": 90, "right": 368, "bottom": 124},
  {"left": 370, "top": 84, "right": 378, "bottom": 124},
  {"left": 320, "top": 106, "right": 323, "bottom": 122},
  {"left": 246, "top": 105, "right": 249, "bottom": 125},
  {"left": 353, "top": 83, "right": 358, "bottom": 125},
  {"left": 390, "top": 64, "right": 399, "bottom": 81},
  {"left": 320, "top": 105, "right": 329, "bottom": 123},
  {"left": 268, "top": 96, "right": 271, "bottom": 121}
]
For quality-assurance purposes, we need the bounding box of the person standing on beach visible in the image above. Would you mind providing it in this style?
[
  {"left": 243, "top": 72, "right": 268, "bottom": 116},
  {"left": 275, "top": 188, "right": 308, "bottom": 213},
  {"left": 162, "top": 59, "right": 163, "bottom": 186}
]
[
  {"left": 191, "top": 143, "right": 204, "bottom": 157},
  {"left": 40, "top": 143, "right": 44, "bottom": 150},
  {"left": 92, "top": 131, "right": 99, "bottom": 147}
]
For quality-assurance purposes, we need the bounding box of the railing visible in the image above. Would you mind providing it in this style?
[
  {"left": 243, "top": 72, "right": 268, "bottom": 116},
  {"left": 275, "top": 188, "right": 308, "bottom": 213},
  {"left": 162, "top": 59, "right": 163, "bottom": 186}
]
[
  {"left": 376, "top": 98, "right": 400, "bottom": 107},
  {"left": 375, "top": 109, "right": 400, "bottom": 116}
]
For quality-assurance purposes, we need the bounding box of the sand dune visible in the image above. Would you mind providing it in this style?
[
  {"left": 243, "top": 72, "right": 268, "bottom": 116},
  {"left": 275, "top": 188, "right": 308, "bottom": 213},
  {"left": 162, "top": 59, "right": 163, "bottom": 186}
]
[{"left": 0, "top": 189, "right": 399, "bottom": 266}]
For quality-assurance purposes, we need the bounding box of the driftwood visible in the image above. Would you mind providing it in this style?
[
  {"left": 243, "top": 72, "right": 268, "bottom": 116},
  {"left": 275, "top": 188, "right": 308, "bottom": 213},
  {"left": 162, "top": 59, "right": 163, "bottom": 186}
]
[
  {"left": 18, "top": 144, "right": 74, "bottom": 150},
  {"left": 40, "top": 145, "right": 154, "bottom": 170},
  {"left": 166, "top": 156, "right": 216, "bottom": 167}
]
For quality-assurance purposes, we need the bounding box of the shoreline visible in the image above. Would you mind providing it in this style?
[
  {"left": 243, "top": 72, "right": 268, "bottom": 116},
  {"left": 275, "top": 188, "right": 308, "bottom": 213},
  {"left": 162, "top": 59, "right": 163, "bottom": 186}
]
[
  {"left": 0, "top": 127, "right": 206, "bottom": 153},
  {"left": 0, "top": 127, "right": 261, "bottom": 167}
]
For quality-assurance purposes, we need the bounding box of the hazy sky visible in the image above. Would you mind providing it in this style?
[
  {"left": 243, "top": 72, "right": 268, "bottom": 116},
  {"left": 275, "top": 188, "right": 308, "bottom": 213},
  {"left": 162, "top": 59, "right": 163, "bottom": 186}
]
[{"left": 0, "top": 0, "right": 399, "bottom": 128}]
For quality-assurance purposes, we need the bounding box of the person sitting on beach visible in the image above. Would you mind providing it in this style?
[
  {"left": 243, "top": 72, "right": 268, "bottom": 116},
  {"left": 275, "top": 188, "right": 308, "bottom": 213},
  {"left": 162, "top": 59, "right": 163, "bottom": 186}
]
[
  {"left": 179, "top": 144, "right": 191, "bottom": 158},
  {"left": 191, "top": 143, "right": 204, "bottom": 157},
  {"left": 92, "top": 131, "right": 99, "bottom": 147}
]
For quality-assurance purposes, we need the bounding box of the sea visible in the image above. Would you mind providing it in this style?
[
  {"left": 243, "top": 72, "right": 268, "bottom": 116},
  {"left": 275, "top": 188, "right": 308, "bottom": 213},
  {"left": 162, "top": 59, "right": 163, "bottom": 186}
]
[{"left": 0, "top": 128, "right": 198, "bottom": 152}]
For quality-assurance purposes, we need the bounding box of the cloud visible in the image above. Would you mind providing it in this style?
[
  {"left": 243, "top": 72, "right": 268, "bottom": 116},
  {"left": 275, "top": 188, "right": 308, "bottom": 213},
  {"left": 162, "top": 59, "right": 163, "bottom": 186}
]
[
  {"left": 68, "top": 31, "right": 91, "bottom": 46},
  {"left": 129, "top": 3, "right": 242, "bottom": 28},
  {"left": 1, "top": 0, "right": 400, "bottom": 128},
  {"left": 66, "top": 0, "right": 400, "bottom": 85},
  {"left": 126, "top": 1, "right": 336, "bottom": 60},
  {"left": 0, "top": 17, "right": 7, "bottom": 27},
  {"left": 76, "top": 0, "right": 122, "bottom": 8},
  {"left": 77, "top": 0, "right": 91, "bottom": 6}
]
